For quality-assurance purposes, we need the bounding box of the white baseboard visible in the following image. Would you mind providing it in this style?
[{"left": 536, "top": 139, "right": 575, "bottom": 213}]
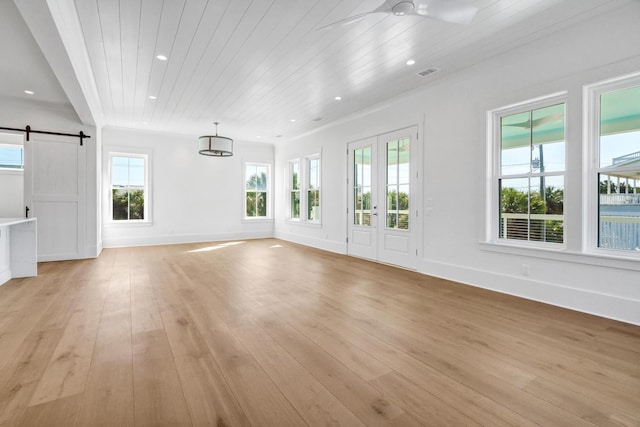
[
  {"left": 274, "top": 231, "right": 347, "bottom": 254},
  {"left": 0, "top": 268, "right": 11, "bottom": 286},
  {"left": 102, "top": 230, "right": 274, "bottom": 248},
  {"left": 419, "top": 258, "right": 640, "bottom": 326},
  {"left": 87, "top": 245, "right": 101, "bottom": 258}
]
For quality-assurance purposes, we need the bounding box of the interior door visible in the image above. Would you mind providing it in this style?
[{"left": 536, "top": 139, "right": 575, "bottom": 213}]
[
  {"left": 347, "top": 127, "right": 419, "bottom": 269},
  {"left": 24, "top": 133, "right": 85, "bottom": 261}
]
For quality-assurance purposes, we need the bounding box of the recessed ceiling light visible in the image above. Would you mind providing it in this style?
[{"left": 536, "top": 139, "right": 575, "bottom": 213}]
[
  {"left": 406, "top": 59, "right": 416, "bottom": 66},
  {"left": 290, "top": 119, "right": 296, "bottom": 122},
  {"left": 143, "top": 121, "right": 149, "bottom": 125},
  {"left": 149, "top": 95, "right": 157, "bottom": 100},
  {"left": 334, "top": 96, "right": 342, "bottom": 101},
  {"left": 24, "top": 90, "right": 34, "bottom": 95},
  {"left": 256, "top": 135, "right": 261, "bottom": 139},
  {"left": 156, "top": 54, "right": 167, "bottom": 61}
]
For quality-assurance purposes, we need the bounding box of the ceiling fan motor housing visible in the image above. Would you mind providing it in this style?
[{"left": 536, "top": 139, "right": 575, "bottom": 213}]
[{"left": 392, "top": 1, "right": 415, "bottom": 16}]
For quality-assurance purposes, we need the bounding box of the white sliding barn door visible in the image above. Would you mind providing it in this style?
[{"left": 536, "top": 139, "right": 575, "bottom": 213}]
[
  {"left": 347, "top": 126, "right": 419, "bottom": 270},
  {"left": 24, "top": 134, "right": 85, "bottom": 261}
]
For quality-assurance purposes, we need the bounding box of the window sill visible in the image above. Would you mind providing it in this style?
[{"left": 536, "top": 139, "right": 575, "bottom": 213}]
[
  {"left": 480, "top": 240, "right": 640, "bottom": 272},
  {"left": 241, "top": 217, "right": 273, "bottom": 224},
  {"left": 0, "top": 168, "right": 23, "bottom": 175},
  {"left": 104, "top": 220, "right": 153, "bottom": 228}
]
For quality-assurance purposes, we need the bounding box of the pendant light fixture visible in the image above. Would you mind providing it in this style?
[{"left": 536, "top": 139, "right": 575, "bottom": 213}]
[{"left": 199, "top": 122, "right": 233, "bottom": 157}]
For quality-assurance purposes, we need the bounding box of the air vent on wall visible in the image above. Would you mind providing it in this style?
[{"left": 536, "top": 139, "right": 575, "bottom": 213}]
[{"left": 418, "top": 67, "right": 440, "bottom": 77}]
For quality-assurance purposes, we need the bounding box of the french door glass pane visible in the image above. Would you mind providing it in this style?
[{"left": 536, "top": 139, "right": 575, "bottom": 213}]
[
  {"left": 354, "top": 147, "right": 371, "bottom": 226},
  {"left": 386, "top": 139, "right": 409, "bottom": 230}
]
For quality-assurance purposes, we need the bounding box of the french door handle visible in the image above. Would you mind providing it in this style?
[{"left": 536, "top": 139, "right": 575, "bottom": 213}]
[{"left": 25, "top": 206, "right": 30, "bottom": 218}]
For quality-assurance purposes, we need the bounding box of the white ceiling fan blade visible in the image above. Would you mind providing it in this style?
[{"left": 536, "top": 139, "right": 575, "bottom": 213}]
[
  {"left": 316, "top": 11, "right": 377, "bottom": 31},
  {"left": 416, "top": 0, "right": 479, "bottom": 24}
]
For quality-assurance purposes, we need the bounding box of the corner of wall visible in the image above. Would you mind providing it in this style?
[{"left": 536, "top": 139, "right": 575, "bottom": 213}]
[{"left": 274, "top": 230, "right": 347, "bottom": 255}]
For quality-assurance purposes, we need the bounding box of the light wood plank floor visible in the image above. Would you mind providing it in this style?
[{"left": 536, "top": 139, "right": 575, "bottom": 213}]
[{"left": 1, "top": 238, "right": 639, "bottom": 426}]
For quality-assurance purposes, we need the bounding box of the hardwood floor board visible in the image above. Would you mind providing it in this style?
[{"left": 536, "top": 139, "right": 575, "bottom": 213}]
[
  {"left": 310, "top": 295, "right": 593, "bottom": 426},
  {"left": 0, "top": 329, "right": 63, "bottom": 427},
  {"left": 19, "top": 393, "right": 83, "bottom": 427},
  {"left": 524, "top": 377, "right": 640, "bottom": 427},
  {"left": 180, "top": 293, "right": 310, "bottom": 426},
  {"left": 0, "top": 268, "right": 84, "bottom": 371},
  {"left": 130, "top": 275, "right": 164, "bottom": 334},
  {"left": 322, "top": 274, "right": 640, "bottom": 399},
  {"left": 162, "top": 306, "right": 251, "bottom": 427},
  {"left": 277, "top": 297, "right": 538, "bottom": 427},
  {"left": 275, "top": 305, "right": 393, "bottom": 382},
  {"left": 75, "top": 266, "right": 134, "bottom": 427},
  {"left": 75, "top": 360, "right": 134, "bottom": 427},
  {"left": 0, "top": 381, "right": 38, "bottom": 427},
  {"left": 370, "top": 371, "right": 480, "bottom": 426},
  {"left": 364, "top": 290, "right": 640, "bottom": 398},
  {"left": 28, "top": 301, "right": 105, "bottom": 406},
  {"left": 233, "top": 321, "right": 366, "bottom": 426},
  {"left": 1, "top": 239, "right": 639, "bottom": 426},
  {"left": 406, "top": 296, "right": 640, "bottom": 407},
  {"left": 132, "top": 329, "right": 193, "bottom": 426},
  {"left": 255, "top": 313, "right": 408, "bottom": 426}
]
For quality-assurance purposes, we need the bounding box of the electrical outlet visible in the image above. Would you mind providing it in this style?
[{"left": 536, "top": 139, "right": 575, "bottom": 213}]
[{"left": 521, "top": 264, "right": 530, "bottom": 276}]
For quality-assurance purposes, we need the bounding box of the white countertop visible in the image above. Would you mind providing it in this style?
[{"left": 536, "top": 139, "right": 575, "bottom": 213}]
[{"left": 0, "top": 217, "right": 37, "bottom": 227}]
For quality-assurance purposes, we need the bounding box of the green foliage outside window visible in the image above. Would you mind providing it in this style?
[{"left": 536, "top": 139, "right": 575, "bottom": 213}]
[
  {"left": 245, "top": 169, "right": 268, "bottom": 218},
  {"left": 112, "top": 188, "right": 144, "bottom": 220}
]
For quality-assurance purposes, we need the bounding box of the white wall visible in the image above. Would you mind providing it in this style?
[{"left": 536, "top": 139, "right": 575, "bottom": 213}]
[
  {"left": 275, "top": 3, "right": 640, "bottom": 325},
  {"left": 0, "top": 170, "right": 23, "bottom": 217},
  {"left": 101, "top": 127, "right": 274, "bottom": 247},
  {"left": 0, "top": 224, "right": 10, "bottom": 284},
  {"left": 0, "top": 132, "right": 24, "bottom": 218}
]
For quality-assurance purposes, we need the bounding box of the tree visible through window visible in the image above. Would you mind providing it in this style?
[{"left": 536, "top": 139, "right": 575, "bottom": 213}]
[
  {"left": 498, "top": 102, "right": 565, "bottom": 243},
  {"left": 245, "top": 163, "right": 269, "bottom": 218},
  {"left": 111, "top": 155, "right": 146, "bottom": 221},
  {"left": 290, "top": 161, "right": 300, "bottom": 219},
  {"left": 307, "top": 157, "right": 320, "bottom": 222},
  {"left": 386, "top": 138, "right": 409, "bottom": 230}
]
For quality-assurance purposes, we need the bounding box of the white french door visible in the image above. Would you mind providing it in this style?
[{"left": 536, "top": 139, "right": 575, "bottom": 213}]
[{"left": 347, "top": 127, "right": 419, "bottom": 270}]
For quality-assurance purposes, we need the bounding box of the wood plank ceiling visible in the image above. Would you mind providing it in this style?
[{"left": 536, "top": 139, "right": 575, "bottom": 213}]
[{"left": 6, "top": 0, "right": 626, "bottom": 141}]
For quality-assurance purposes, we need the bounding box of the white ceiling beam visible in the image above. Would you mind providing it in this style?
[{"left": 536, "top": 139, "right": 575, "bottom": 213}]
[{"left": 13, "top": 0, "right": 103, "bottom": 126}]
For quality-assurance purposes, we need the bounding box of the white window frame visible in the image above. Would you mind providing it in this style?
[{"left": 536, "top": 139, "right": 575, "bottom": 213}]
[
  {"left": 243, "top": 162, "right": 272, "bottom": 221},
  {"left": 583, "top": 71, "right": 640, "bottom": 259},
  {"left": 288, "top": 159, "right": 301, "bottom": 221},
  {"left": 306, "top": 154, "right": 321, "bottom": 223},
  {"left": 286, "top": 153, "right": 322, "bottom": 225},
  {"left": 105, "top": 150, "right": 152, "bottom": 225},
  {"left": 486, "top": 91, "right": 567, "bottom": 248}
]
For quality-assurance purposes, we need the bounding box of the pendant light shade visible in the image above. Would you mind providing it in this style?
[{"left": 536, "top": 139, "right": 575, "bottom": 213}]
[{"left": 199, "top": 122, "right": 233, "bottom": 157}]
